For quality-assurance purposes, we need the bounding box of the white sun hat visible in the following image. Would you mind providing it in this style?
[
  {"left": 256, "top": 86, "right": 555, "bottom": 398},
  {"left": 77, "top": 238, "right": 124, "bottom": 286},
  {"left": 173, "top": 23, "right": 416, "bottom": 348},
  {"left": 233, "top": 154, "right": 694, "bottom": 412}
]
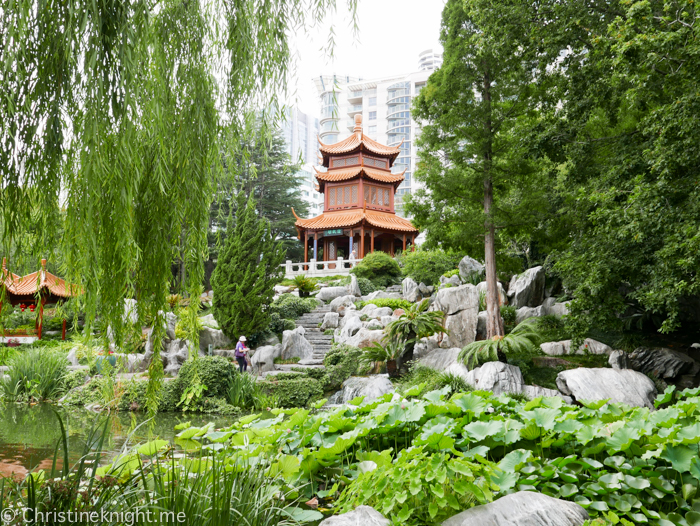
[{"left": 239, "top": 336, "right": 247, "bottom": 342}]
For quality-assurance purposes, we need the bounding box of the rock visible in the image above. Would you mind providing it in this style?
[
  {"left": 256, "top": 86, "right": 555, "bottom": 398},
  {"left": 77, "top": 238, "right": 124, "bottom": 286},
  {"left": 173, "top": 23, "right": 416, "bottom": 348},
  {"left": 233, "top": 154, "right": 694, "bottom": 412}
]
[
  {"left": 523, "top": 385, "right": 573, "bottom": 404},
  {"left": 440, "top": 274, "right": 462, "bottom": 287},
  {"left": 366, "top": 319, "right": 383, "bottom": 331},
  {"left": 338, "top": 310, "right": 361, "bottom": 329},
  {"left": 441, "top": 491, "right": 588, "bottom": 526},
  {"left": 476, "top": 311, "right": 488, "bottom": 340},
  {"left": 318, "top": 286, "right": 350, "bottom": 302},
  {"left": 507, "top": 266, "right": 545, "bottom": 308},
  {"left": 281, "top": 327, "right": 314, "bottom": 361},
  {"left": 348, "top": 275, "right": 362, "bottom": 297},
  {"left": 418, "top": 282, "right": 433, "bottom": 296},
  {"left": 198, "top": 327, "right": 231, "bottom": 354},
  {"left": 556, "top": 368, "right": 657, "bottom": 409},
  {"left": 66, "top": 348, "right": 80, "bottom": 366},
  {"left": 330, "top": 294, "right": 357, "bottom": 314},
  {"left": 609, "top": 350, "right": 629, "bottom": 370},
  {"left": 380, "top": 315, "right": 395, "bottom": 327},
  {"left": 337, "top": 316, "right": 363, "bottom": 344},
  {"left": 418, "top": 347, "right": 462, "bottom": 371},
  {"left": 393, "top": 308, "right": 405, "bottom": 317},
  {"left": 540, "top": 338, "right": 613, "bottom": 357},
  {"left": 250, "top": 344, "right": 281, "bottom": 374},
  {"left": 542, "top": 298, "right": 570, "bottom": 317},
  {"left": 403, "top": 277, "right": 422, "bottom": 302},
  {"left": 198, "top": 313, "right": 219, "bottom": 329},
  {"left": 414, "top": 337, "right": 440, "bottom": 360},
  {"left": 165, "top": 311, "right": 178, "bottom": 340},
  {"left": 319, "top": 505, "right": 389, "bottom": 526},
  {"left": 515, "top": 306, "right": 544, "bottom": 324},
  {"left": 344, "top": 328, "right": 385, "bottom": 349},
  {"left": 274, "top": 285, "right": 292, "bottom": 295},
  {"left": 162, "top": 339, "right": 190, "bottom": 376},
  {"left": 458, "top": 256, "right": 484, "bottom": 281},
  {"left": 321, "top": 312, "right": 340, "bottom": 330},
  {"left": 112, "top": 353, "right": 144, "bottom": 373},
  {"left": 628, "top": 347, "right": 697, "bottom": 380},
  {"left": 360, "top": 303, "right": 379, "bottom": 317},
  {"left": 462, "top": 362, "right": 524, "bottom": 396},
  {"left": 431, "top": 284, "right": 479, "bottom": 348},
  {"left": 364, "top": 290, "right": 402, "bottom": 301},
  {"left": 327, "top": 376, "right": 395, "bottom": 405},
  {"left": 124, "top": 298, "right": 138, "bottom": 325},
  {"left": 374, "top": 307, "right": 394, "bottom": 318},
  {"left": 476, "top": 281, "right": 508, "bottom": 306}
]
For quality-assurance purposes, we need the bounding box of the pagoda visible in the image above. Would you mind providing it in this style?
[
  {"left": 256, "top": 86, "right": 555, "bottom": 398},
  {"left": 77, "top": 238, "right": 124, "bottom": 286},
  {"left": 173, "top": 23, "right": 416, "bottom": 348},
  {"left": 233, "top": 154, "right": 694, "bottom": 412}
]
[{"left": 293, "top": 114, "right": 418, "bottom": 263}]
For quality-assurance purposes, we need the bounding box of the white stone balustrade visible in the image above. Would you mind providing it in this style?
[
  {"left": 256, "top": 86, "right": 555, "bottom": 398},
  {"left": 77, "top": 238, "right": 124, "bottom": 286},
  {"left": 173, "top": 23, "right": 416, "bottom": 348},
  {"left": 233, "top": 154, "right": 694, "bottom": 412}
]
[{"left": 282, "top": 257, "right": 362, "bottom": 279}]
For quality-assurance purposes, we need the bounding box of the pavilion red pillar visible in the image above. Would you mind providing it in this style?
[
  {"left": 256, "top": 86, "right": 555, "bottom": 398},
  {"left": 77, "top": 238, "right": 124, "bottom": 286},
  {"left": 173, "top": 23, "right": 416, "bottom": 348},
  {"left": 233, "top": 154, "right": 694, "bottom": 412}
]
[
  {"left": 402, "top": 233, "right": 406, "bottom": 252},
  {"left": 38, "top": 297, "right": 45, "bottom": 340},
  {"left": 370, "top": 229, "right": 375, "bottom": 253},
  {"left": 62, "top": 319, "right": 67, "bottom": 340},
  {"left": 360, "top": 225, "right": 365, "bottom": 258}
]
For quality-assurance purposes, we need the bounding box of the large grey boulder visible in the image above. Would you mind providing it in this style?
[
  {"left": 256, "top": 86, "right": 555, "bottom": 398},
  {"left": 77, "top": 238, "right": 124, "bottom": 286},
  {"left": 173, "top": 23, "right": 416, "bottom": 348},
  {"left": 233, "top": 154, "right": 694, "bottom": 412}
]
[
  {"left": 336, "top": 315, "right": 363, "bottom": 344},
  {"left": 441, "top": 491, "right": 588, "bottom": 526},
  {"left": 414, "top": 337, "right": 440, "bottom": 360},
  {"left": 628, "top": 347, "right": 697, "bottom": 380},
  {"left": 374, "top": 307, "right": 394, "bottom": 318},
  {"left": 318, "top": 286, "right": 350, "bottom": 302},
  {"left": 346, "top": 328, "right": 384, "bottom": 348},
  {"left": 418, "top": 347, "right": 462, "bottom": 371},
  {"left": 66, "top": 348, "right": 80, "bottom": 366},
  {"left": 462, "top": 362, "right": 524, "bottom": 396},
  {"left": 360, "top": 303, "right": 379, "bottom": 317},
  {"left": 338, "top": 310, "right": 361, "bottom": 330},
  {"left": 321, "top": 312, "right": 340, "bottom": 330},
  {"left": 199, "top": 327, "right": 231, "bottom": 354},
  {"left": 543, "top": 299, "right": 570, "bottom": 317},
  {"left": 327, "top": 376, "right": 395, "bottom": 405},
  {"left": 507, "top": 266, "right": 545, "bottom": 308},
  {"left": 476, "top": 281, "right": 508, "bottom": 306},
  {"left": 348, "top": 275, "right": 362, "bottom": 297},
  {"left": 250, "top": 344, "right": 281, "bottom": 374},
  {"left": 281, "top": 326, "right": 314, "bottom": 360},
  {"left": 165, "top": 311, "right": 178, "bottom": 340},
  {"left": 363, "top": 290, "right": 402, "bottom": 301},
  {"left": 319, "top": 506, "right": 389, "bottom": 526},
  {"left": 418, "top": 282, "right": 434, "bottom": 296},
  {"left": 162, "top": 339, "right": 191, "bottom": 376},
  {"left": 540, "top": 338, "right": 613, "bottom": 357},
  {"left": 330, "top": 294, "right": 357, "bottom": 314},
  {"left": 458, "top": 256, "right": 484, "bottom": 281},
  {"left": 403, "top": 277, "right": 422, "bottom": 302},
  {"left": 609, "top": 350, "right": 629, "bottom": 370},
  {"left": 556, "top": 368, "right": 657, "bottom": 409},
  {"left": 515, "top": 306, "right": 544, "bottom": 324},
  {"left": 198, "top": 313, "right": 219, "bottom": 329},
  {"left": 440, "top": 274, "right": 462, "bottom": 287},
  {"left": 523, "top": 385, "right": 573, "bottom": 404},
  {"left": 431, "top": 284, "right": 479, "bottom": 349}
]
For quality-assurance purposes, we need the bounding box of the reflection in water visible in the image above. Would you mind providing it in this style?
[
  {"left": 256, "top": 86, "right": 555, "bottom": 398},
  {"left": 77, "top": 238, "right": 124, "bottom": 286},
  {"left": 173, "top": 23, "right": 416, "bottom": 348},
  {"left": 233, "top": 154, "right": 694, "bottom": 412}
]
[{"left": 0, "top": 404, "right": 240, "bottom": 479}]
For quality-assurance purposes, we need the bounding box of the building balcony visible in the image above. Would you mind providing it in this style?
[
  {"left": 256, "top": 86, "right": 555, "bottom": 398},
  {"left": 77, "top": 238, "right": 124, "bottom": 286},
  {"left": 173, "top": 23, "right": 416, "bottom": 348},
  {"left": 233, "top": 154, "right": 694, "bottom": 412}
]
[
  {"left": 347, "top": 104, "right": 363, "bottom": 116},
  {"left": 347, "top": 91, "right": 363, "bottom": 103}
]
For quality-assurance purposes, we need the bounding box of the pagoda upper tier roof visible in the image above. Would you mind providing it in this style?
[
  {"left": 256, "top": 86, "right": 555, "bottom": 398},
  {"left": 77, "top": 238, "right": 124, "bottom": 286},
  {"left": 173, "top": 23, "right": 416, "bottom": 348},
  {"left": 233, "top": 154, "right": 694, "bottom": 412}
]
[
  {"left": 313, "top": 166, "right": 405, "bottom": 190},
  {"left": 318, "top": 114, "right": 402, "bottom": 168},
  {"left": 2, "top": 258, "right": 79, "bottom": 299},
  {"left": 295, "top": 209, "right": 418, "bottom": 233}
]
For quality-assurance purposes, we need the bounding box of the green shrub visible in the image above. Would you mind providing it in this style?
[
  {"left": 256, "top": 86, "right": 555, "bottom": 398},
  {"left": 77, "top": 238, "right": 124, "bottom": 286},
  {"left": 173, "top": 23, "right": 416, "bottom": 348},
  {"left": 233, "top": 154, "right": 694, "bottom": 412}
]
[
  {"left": 442, "top": 268, "right": 461, "bottom": 279},
  {"left": 355, "top": 298, "right": 412, "bottom": 312},
  {"left": 174, "top": 309, "right": 203, "bottom": 340},
  {"left": 398, "top": 364, "right": 472, "bottom": 397},
  {"left": 350, "top": 252, "right": 401, "bottom": 288},
  {"left": 399, "top": 248, "right": 462, "bottom": 286},
  {"left": 118, "top": 379, "right": 182, "bottom": 412},
  {"left": 501, "top": 305, "right": 517, "bottom": 331},
  {"left": 268, "top": 294, "right": 318, "bottom": 320},
  {"left": 259, "top": 376, "right": 324, "bottom": 408},
  {"left": 0, "top": 349, "right": 68, "bottom": 401},
  {"left": 292, "top": 275, "right": 317, "bottom": 297},
  {"left": 268, "top": 313, "right": 296, "bottom": 334},
  {"left": 226, "top": 371, "right": 272, "bottom": 411},
  {"left": 355, "top": 277, "right": 376, "bottom": 295},
  {"left": 63, "top": 369, "right": 89, "bottom": 391},
  {"left": 291, "top": 366, "right": 330, "bottom": 389},
  {"left": 324, "top": 344, "right": 364, "bottom": 390},
  {"left": 178, "top": 356, "right": 235, "bottom": 398}
]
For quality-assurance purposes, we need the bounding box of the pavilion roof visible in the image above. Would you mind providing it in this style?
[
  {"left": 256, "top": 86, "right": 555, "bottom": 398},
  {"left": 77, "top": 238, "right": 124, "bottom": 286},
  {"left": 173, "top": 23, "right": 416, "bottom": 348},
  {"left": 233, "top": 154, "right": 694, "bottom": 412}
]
[
  {"left": 1, "top": 259, "right": 78, "bottom": 299},
  {"left": 295, "top": 209, "right": 418, "bottom": 233},
  {"left": 314, "top": 166, "right": 405, "bottom": 190},
  {"left": 318, "top": 114, "right": 402, "bottom": 167}
]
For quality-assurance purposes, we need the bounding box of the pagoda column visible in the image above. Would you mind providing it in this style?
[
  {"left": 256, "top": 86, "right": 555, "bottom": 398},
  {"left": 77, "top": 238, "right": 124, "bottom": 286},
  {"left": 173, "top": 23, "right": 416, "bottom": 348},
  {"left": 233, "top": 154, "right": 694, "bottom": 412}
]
[
  {"left": 313, "top": 233, "right": 318, "bottom": 261},
  {"left": 360, "top": 225, "right": 365, "bottom": 258},
  {"left": 304, "top": 231, "right": 309, "bottom": 268},
  {"left": 349, "top": 230, "right": 354, "bottom": 260}
]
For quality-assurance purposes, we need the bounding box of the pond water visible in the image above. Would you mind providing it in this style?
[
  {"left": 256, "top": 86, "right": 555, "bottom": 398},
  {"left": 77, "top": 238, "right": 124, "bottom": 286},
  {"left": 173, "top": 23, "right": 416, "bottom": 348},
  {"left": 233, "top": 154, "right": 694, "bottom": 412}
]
[{"left": 0, "top": 404, "right": 241, "bottom": 479}]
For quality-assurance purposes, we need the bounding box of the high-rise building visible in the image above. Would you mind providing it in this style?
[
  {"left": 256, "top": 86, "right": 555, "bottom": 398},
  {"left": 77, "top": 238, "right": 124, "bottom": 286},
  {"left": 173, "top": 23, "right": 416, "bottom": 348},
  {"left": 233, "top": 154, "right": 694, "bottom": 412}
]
[
  {"left": 280, "top": 107, "right": 324, "bottom": 215},
  {"left": 313, "top": 50, "right": 443, "bottom": 214}
]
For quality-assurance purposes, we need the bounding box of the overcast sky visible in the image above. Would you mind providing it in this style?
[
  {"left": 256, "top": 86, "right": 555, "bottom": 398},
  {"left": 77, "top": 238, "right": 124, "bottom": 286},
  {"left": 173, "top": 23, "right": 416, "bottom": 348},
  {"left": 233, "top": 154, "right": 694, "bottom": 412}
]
[{"left": 286, "top": 0, "right": 446, "bottom": 116}]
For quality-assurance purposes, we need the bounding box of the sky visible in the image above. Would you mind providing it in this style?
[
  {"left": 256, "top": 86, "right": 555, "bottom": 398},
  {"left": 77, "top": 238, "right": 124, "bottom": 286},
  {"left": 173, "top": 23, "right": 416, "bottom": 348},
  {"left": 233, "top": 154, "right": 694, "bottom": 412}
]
[{"left": 286, "top": 0, "right": 446, "bottom": 116}]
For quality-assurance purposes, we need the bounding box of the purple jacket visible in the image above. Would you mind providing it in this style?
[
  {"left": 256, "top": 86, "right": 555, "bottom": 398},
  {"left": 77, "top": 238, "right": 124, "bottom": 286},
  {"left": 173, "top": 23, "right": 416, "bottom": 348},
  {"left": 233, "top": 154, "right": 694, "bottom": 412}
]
[{"left": 235, "top": 341, "right": 247, "bottom": 358}]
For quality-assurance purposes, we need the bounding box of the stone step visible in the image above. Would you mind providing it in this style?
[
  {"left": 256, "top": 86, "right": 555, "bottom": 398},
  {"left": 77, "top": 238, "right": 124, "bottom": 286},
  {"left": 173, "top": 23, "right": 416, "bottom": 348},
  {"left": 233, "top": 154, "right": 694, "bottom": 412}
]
[{"left": 274, "top": 363, "right": 325, "bottom": 371}]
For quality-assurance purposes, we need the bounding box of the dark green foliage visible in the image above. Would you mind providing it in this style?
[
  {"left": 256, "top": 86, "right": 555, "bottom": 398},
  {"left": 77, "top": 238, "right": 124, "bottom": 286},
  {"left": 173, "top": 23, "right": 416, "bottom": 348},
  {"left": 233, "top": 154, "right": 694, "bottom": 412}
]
[
  {"left": 355, "top": 298, "right": 412, "bottom": 312},
  {"left": 291, "top": 367, "right": 330, "bottom": 390},
  {"left": 0, "top": 349, "right": 68, "bottom": 401},
  {"left": 268, "top": 294, "right": 318, "bottom": 320},
  {"left": 349, "top": 252, "right": 402, "bottom": 288},
  {"left": 398, "top": 248, "right": 462, "bottom": 286},
  {"left": 118, "top": 380, "right": 182, "bottom": 412},
  {"left": 399, "top": 364, "right": 473, "bottom": 397},
  {"left": 355, "top": 277, "right": 376, "bottom": 296},
  {"left": 211, "top": 194, "right": 285, "bottom": 340},
  {"left": 501, "top": 305, "right": 517, "bottom": 332},
  {"left": 178, "top": 356, "right": 235, "bottom": 399},
  {"left": 268, "top": 313, "right": 296, "bottom": 335},
  {"left": 460, "top": 319, "right": 544, "bottom": 370},
  {"left": 292, "top": 275, "right": 317, "bottom": 297},
  {"left": 259, "top": 376, "right": 324, "bottom": 408}
]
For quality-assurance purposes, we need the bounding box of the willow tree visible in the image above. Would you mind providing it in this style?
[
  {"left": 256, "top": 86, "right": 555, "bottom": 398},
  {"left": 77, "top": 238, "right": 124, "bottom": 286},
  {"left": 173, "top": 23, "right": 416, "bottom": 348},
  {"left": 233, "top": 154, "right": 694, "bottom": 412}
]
[
  {"left": 0, "top": 0, "right": 355, "bottom": 415},
  {"left": 410, "top": 0, "right": 555, "bottom": 338}
]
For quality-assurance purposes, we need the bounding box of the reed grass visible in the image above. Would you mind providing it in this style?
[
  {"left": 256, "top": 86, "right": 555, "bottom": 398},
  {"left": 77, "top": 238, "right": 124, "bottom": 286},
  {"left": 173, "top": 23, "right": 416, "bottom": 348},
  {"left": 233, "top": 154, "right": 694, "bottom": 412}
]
[{"left": 0, "top": 349, "right": 68, "bottom": 401}]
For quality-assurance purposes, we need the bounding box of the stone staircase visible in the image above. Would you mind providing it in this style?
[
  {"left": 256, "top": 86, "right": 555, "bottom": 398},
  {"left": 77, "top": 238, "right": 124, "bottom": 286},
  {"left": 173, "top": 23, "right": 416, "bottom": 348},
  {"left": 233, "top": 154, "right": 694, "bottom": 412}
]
[{"left": 269, "top": 304, "right": 334, "bottom": 374}]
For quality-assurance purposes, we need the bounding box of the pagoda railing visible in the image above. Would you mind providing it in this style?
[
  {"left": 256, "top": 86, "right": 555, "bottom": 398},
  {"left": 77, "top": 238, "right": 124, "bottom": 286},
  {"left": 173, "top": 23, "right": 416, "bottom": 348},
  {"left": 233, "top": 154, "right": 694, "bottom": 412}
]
[{"left": 281, "top": 258, "right": 362, "bottom": 279}]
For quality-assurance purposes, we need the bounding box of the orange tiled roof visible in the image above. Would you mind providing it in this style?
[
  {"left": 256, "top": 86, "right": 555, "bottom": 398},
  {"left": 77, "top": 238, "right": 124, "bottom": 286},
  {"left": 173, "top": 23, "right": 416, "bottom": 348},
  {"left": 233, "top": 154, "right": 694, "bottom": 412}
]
[
  {"left": 319, "top": 133, "right": 401, "bottom": 158},
  {"left": 314, "top": 166, "right": 405, "bottom": 186},
  {"left": 1, "top": 262, "right": 78, "bottom": 299},
  {"left": 295, "top": 209, "right": 418, "bottom": 233}
]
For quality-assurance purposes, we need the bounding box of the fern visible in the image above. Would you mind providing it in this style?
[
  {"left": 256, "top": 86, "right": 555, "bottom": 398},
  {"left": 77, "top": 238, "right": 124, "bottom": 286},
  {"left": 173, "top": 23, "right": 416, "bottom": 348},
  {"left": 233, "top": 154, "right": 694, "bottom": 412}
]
[{"left": 459, "top": 319, "right": 543, "bottom": 370}]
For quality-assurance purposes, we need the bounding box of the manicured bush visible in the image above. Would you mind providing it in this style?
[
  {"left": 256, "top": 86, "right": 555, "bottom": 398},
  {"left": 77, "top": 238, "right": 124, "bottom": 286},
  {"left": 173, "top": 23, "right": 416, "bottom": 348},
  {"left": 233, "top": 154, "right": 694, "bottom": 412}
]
[
  {"left": 268, "top": 294, "right": 318, "bottom": 320},
  {"left": 350, "top": 251, "right": 401, "bottom": 288},
  {"left": 177, "top": 356, "right": 235, "bottom": 398},
  {"left": 399, "top": 248, "right": 462, "bottom": 286},
  {"left": 323, "top": 344, "right": 364, "bottom": 390},
  {"left": 259, "top": 376, "right": 324, "bottom": 407},
  {"left": 118, "top": 379, "right": 182, "bottom": 412},
  {"left": 268, "top": 313, "right": 296, "bottom": 334},
  {"left": 355, "top": 298, "right": 412, "bottom": 312},
  {"left": 355, "top": 277, "right": 376, "bottom": 295}
]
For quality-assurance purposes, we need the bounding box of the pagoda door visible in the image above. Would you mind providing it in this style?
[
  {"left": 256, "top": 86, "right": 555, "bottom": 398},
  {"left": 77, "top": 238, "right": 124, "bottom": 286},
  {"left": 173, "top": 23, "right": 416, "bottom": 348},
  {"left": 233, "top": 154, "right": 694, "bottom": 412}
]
[{"left": 328, "top": 240, "right": 337, "bottom": 269}]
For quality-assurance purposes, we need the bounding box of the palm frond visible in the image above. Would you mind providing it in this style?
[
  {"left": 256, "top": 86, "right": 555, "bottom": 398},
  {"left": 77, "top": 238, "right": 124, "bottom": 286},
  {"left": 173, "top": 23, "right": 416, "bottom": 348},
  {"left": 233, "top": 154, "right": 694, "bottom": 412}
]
[{"left": 458, "top": 318, "right": 544, "bottom": 370}]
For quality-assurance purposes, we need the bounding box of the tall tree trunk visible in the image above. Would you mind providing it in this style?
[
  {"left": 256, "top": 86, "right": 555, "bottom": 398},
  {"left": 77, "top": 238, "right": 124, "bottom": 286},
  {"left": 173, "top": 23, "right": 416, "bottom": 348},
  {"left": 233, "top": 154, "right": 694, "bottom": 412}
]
[{"left": 482, "top": 67, "right": 505, "bottom": 339}]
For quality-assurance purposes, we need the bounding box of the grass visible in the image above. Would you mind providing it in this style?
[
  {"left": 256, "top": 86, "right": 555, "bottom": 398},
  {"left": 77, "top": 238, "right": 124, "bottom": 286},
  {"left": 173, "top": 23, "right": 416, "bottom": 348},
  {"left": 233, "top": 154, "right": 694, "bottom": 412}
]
[
  {"left": 397, "top": 364, "right": 473, "bottom": 397},
  {"left": 0, "top": 348, "right": 69, "bottom": 401},
  {"left": 278, "top": 275, "right": 349, "bottom": 287},
  {"left": 273, "top": 357, "right": 300, "bottom": 364},
  {"left": 226, "top": 371, "right": 278, "bottom": 411}
]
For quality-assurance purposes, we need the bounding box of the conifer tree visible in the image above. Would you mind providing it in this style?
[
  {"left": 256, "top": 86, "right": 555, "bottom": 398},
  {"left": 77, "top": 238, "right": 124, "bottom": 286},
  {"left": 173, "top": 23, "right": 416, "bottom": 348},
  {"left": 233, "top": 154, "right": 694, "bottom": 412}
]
[{"left": 211, "top": 194, "right": 285, "bottom": 341}]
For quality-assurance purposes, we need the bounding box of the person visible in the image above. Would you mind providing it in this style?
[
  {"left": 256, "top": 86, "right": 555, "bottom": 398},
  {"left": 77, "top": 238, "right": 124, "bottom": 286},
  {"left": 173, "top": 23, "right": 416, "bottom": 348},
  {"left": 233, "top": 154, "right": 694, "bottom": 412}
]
[
  {"left": 351, "top": 247, "right": 358, "bottom": 260},
  {"left": 234, "top": 336, "right": 249, "bottom": 373}
]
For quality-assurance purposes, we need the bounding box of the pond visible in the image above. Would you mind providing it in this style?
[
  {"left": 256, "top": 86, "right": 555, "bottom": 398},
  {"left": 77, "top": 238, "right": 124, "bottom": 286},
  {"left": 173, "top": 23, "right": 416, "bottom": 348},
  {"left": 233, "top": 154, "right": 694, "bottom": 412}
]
[{"left": 0, "top": 404, "right": 241, "bottom": 480}]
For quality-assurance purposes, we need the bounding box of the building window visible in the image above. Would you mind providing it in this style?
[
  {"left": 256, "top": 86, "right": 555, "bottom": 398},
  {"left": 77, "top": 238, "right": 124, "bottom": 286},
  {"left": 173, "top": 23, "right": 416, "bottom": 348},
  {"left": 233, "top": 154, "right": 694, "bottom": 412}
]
[
  {"left": 363, "top": 184, "right": 391, "bottom": 209},
  {"left": 328, "top": 184, "right": 358, "bottom": 207},
  {"left": 369, "top": 111, "right": 377, "bottom": 121},
  {"left": 369, "top": 97, "right": 377, "bottom": 107},
  {"left": 368, "top": 125, "right": 377, "bottom": 135}
]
